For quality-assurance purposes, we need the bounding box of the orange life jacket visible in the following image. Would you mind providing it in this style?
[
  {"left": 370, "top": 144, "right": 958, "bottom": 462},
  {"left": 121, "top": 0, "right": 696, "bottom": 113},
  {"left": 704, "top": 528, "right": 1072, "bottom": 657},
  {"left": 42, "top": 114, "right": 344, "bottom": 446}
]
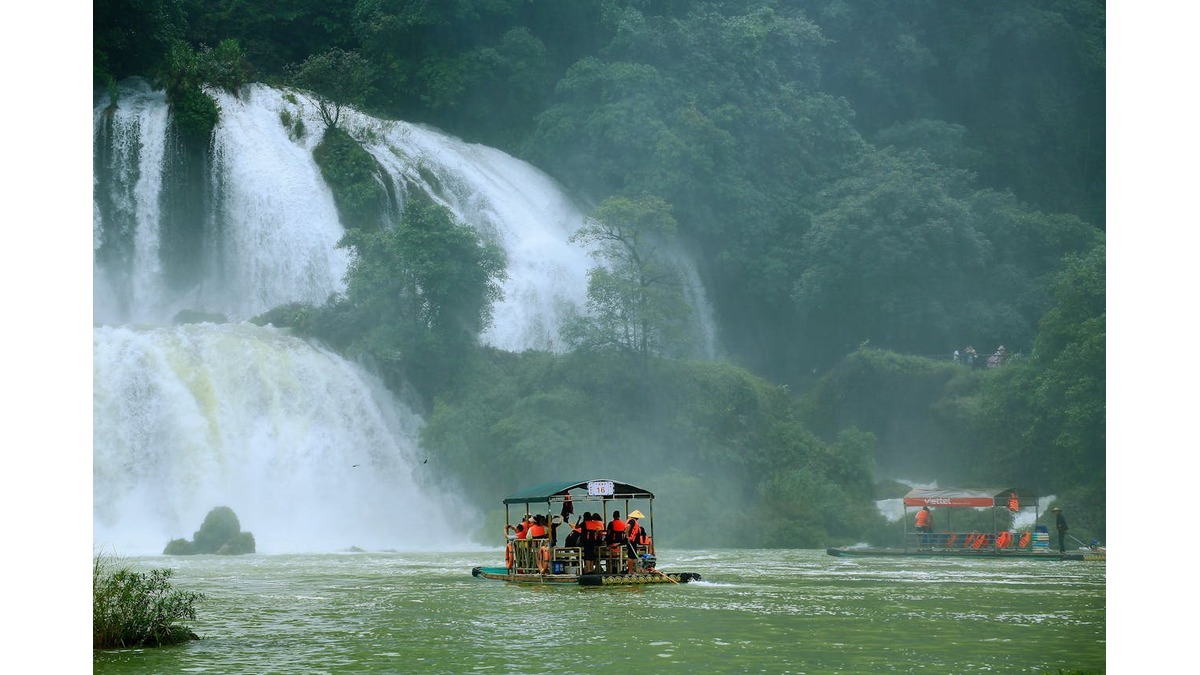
[
  {"left": 1008, "top": 493, "right": 1019, "bottom": 513},
  {"left": 915, "top": 509, "right": 930, "bottom": 528},
  {"left": 584, "top": 518, "right": 604, "bottom": 544},
  {"left": 607, "top": 518, "right": 627, "bottom": 550},
  {"left": 516, "top": 523, "right": 528, "bottom": 540},
  {"left": 527, "top": 523, "right": 547, "bottom": 538},
  {"left": 628, "top": 520, "right": 643, "bottom": 545}
]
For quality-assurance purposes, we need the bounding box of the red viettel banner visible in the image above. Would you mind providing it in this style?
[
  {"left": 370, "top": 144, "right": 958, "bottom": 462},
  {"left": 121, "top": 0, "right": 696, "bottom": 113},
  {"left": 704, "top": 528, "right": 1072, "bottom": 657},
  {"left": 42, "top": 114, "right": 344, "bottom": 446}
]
[{"left": 903, "top": 497, "right": 996, "bottom": 507}]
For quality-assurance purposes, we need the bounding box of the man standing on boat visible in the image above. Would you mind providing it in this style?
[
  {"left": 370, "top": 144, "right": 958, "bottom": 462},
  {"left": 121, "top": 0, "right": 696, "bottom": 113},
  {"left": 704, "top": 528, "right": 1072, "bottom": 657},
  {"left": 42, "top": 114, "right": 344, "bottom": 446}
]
[
  {"left": 1053, "top": 507, "right": 1068, "bottom": 553},
  {"left": 915, "top": 506, "right": 933, "bottom": 548}
]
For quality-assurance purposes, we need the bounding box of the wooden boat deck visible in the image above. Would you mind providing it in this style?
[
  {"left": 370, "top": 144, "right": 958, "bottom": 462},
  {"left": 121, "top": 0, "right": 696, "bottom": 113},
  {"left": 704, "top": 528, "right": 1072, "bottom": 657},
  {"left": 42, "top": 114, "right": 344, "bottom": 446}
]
[{"left": 472, "top": 566, "right": 699, "bottom": 585}]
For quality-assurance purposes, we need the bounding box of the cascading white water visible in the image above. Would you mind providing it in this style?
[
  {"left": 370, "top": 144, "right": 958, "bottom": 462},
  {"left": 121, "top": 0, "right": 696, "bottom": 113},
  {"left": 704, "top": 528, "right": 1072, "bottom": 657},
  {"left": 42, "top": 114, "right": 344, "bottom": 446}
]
[
  {"left": 93, "top": 80, "right": 718, "bottom": 554},
  {"left": 253, "top": 85, "right": 601, "bottom": 351},
  {"left": 93, "top": 322, "right": 470, "bottom": 554},
  {"left": 202, "top": 88, "right": 350, "bottom": 321},
  {"left": 93, "top": 81, "right": 172, "bottom": 321}
]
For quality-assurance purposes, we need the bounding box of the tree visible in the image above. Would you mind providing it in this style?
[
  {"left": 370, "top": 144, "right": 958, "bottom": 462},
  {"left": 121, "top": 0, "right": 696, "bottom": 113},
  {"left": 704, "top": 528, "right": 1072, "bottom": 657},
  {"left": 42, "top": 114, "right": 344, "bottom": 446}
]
[
  {"left": 287, "top": 48, "right": 375, "bottom": 129},
  {"left": 793, "top": 147, "right": 989, "bottom": 359},
  {"left": 94, "top": 0, "right": 187, "bottom": 89},
  {"left": 566, "top": 195, "right": 694, "bottom": 369},
  {"left": 1021, "top": 241, "right": 1105, "bottom": 488},
  {"left": 154, "top": 39, "right": 221, "bottom": 142},
  {"left": 335, "top": 194, "right": 507, "bottom": 398}
]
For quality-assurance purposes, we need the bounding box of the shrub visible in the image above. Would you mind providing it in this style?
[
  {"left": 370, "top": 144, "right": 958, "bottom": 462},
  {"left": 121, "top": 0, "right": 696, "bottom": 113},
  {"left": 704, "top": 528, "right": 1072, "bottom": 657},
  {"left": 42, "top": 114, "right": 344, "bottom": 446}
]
[
  {"left": 172, "top": 86, "right": 220, "bottom": 143},
  {"left": 93, "top": 553, "right": 204, "bottom": 649}
]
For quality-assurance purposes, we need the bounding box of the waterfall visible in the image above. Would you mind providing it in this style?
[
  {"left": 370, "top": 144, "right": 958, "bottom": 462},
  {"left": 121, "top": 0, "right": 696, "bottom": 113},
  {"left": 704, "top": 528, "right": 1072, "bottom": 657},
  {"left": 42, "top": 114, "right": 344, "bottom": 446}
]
[
  {"left": 93, "top": 323, "right": 467, "bottom": 554},
  {"left": 93, "top": 80, "right": 718, "bottom": 554},
  {"left": 93, "top": 81, "right": 172, "bottom": 321}
]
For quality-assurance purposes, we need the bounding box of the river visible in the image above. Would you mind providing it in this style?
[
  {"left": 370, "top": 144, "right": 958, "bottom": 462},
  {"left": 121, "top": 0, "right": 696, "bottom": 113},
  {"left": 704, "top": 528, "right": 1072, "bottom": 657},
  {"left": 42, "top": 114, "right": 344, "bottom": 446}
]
[{"left": 92, "top": 549, "right": 1105, "bottom": 673}]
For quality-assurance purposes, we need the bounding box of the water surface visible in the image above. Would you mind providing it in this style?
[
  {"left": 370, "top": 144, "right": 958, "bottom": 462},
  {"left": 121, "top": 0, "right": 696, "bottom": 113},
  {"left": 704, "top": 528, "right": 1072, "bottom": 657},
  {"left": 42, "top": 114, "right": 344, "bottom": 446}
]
[{"left": 94, "top": 549, "right": 1105, "bottom": 673}]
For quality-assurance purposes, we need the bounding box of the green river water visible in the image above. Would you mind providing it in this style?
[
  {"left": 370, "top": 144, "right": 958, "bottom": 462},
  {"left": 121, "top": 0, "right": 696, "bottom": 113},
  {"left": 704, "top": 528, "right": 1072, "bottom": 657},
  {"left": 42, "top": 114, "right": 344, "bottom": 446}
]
[{"left": 93, "top": 549, "right": 1105, "bottom": 673}]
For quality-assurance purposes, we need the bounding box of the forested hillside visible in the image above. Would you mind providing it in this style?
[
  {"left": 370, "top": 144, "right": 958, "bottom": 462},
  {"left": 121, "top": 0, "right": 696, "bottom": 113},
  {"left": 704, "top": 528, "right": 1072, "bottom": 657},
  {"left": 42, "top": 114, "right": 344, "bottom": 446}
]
[{"left": 94, "top": 0, "right": 1105, "bottom": 545}]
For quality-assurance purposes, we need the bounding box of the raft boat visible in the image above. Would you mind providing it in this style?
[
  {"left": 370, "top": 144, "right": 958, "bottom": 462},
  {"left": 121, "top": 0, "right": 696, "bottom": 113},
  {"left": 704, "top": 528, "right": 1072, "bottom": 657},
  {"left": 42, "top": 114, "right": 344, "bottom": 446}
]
[
  {"left": 470, "top": 478, "right": 702, "bottom": 586},
  {"left": 825, "top": 486, "right": 1106, "bottom": 562}
]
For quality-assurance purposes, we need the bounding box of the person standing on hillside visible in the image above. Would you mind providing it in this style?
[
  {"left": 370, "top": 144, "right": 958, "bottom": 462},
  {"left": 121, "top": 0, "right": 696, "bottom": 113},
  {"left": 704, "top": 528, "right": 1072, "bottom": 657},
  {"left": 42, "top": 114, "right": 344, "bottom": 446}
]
[{"left": 1053, "top": 507, "right": 1069, "bottom": 553}]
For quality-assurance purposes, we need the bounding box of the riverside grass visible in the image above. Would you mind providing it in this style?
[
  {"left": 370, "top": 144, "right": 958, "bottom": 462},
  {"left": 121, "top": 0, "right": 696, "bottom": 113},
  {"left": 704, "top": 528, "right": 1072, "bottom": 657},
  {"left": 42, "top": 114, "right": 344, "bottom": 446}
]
[{"left": 93, "top": 554, "right": 205, "bottom": 649}]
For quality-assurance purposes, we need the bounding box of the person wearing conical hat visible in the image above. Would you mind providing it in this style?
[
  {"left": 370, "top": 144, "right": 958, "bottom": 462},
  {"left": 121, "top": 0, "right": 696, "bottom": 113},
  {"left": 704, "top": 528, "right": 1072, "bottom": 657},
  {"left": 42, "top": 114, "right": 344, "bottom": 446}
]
[
  {"left": 625, "top": 510, "right": 649, "bottom": 573},
  {"left": 1053, "top": 507, "right": 1069, "bottom": 553}
]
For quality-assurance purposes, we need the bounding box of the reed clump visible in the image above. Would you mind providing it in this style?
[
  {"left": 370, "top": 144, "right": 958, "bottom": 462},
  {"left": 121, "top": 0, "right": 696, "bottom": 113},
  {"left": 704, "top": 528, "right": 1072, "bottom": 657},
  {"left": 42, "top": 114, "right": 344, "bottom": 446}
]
[{"left": 93, "top": 553, "right": 204, "bottom": 649}]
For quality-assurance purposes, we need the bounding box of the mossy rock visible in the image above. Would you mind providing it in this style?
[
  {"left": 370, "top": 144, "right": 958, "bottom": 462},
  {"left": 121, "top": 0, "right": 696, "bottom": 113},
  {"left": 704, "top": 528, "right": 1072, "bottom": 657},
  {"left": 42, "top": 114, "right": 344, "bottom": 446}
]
[
  {"left": 165, "top": 506, "right": 255, "bottom": 555},
  {"left": 217, "top": 531, "right": 256, "bottom": 555},
  {"left": 193, "top": 506, "right": 242, "bottom": 553},
  {"left": 163, "top": 538, "right": 197, "bottom": 555}
]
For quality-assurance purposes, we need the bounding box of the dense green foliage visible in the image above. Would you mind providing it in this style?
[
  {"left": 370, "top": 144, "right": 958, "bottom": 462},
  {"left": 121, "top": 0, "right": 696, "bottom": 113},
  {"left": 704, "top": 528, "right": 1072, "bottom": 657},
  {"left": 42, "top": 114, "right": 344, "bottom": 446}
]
[
  {"left": 294, "top": 194, "right": 508, "bottom": 403},
  {"left": 423, "top": 350, "right": 886, "bottom": 547},
  {"left": 100, "top": 0, "right": 1104, "bottom": 543},
  {"left": 312, "top": 125, "right": 392, "bottom": 230},
  {"left": 93, "top": 553, "right": 204, "bottom": 648}
]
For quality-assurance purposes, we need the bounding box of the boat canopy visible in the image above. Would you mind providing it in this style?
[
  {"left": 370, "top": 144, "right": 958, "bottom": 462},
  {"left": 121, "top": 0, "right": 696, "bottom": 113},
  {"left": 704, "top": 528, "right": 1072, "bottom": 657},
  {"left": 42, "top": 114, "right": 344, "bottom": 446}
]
[
  {"left": 903, "top": 487, "right": 1038, "bottom": 508},
  {"left": 502, "top": 479, "right": 654, "bottom": 505}
]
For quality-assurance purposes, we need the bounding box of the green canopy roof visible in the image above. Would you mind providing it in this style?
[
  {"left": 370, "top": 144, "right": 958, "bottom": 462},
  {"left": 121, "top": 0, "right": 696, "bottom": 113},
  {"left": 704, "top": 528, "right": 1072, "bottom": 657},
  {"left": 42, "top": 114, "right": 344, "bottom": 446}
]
[{"left": 502, "top": 479, "right": 654, "bottom": 505}]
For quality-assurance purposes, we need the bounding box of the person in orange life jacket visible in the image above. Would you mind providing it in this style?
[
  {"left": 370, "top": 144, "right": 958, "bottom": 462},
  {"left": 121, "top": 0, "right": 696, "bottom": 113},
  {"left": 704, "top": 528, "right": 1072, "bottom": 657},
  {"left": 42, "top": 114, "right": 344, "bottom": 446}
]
[
  {"left": 606, "top": 511, "right": 629, "bottom": 574},
  {"left": 505, "top": 514, "right": 532, "bottom": 540},
  {"left": 582, "top": 512, "right": 604, "bottom": 573},
  {"left": 624, "top": 509, "right": 648, "bottom": 574},
  {"left": 628, "top": 509, "right": 655, "bottom": 555},
  {"left": 526, "top": 515, "right": 548, "bottom": 539},
  {"left": 915, "top": 506, "right": 933, "bottom": 547},
  {"left": 524, "top": 515, "right": 550, "bottom": 574}
]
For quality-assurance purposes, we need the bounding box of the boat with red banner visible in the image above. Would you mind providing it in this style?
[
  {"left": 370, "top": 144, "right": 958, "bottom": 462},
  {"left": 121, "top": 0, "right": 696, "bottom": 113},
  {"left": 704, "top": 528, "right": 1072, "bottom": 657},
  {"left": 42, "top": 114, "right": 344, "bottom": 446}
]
[
  {"left": 470, "top": 478, "right": 702, "bottom": 585},
  {"left": 826, "top": 486, "right": 1105, "bottom": 561}
]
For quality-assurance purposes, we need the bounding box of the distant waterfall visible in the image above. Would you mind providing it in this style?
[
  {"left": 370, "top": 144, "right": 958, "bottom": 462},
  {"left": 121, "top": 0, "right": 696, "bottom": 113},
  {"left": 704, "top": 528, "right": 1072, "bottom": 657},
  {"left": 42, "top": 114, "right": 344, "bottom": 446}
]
[{"left": 92, "top": 80, "right": 718, "bottom": 554}]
